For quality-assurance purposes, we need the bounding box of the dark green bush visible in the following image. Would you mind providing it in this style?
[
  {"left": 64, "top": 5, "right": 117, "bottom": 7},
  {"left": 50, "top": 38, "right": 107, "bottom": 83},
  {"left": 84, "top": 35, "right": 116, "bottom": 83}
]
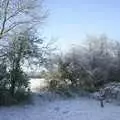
[
  {"left": 14, "top": 88, "right": 31, "bottom": 103},
  {"left": 0, "top": 87, "right": 31, "bottom": 106},
  {"left": 0, "top": 88, "right": 17, "bottom": 106}
]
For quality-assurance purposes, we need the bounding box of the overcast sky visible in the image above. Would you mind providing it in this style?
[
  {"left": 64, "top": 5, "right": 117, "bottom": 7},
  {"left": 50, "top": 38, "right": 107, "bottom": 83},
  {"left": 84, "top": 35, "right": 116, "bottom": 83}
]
[{"left": 43, "top": 0, "right": 120, "bottom": 51}]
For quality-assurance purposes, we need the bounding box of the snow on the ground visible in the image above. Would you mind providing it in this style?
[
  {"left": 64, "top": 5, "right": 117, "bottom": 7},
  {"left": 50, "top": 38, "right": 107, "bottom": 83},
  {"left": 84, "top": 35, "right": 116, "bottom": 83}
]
[
  {"left": 1, "top": 79, "right": 120, "bottom": 120},
  {"left": 30, "top": 78, "right": 48, "bottom": 92},
  {"left": 0, "top": 95, "right": 120, "bottom": 120}
]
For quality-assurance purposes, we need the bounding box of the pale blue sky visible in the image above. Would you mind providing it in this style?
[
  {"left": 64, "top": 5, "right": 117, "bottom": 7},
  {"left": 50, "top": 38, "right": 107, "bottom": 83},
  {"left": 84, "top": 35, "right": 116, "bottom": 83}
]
[{"left": 43, "top": 0, "right": 120, "bottom": 51}]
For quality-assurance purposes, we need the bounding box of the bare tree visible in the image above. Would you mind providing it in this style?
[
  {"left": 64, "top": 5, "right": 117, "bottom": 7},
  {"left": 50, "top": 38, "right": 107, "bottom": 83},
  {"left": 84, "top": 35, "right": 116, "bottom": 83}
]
[{"left": 0, "top": 0, "right": 47, "bottom": 39}]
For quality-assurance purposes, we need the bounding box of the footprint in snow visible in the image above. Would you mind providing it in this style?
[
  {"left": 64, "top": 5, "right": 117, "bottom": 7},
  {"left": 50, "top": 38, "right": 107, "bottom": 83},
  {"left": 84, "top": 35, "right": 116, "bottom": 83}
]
[
  {"left": 62, "top": 111, "right": 69, "bottom": 114},
  {"left": 54, "top": 107, "right": 69, "bottom": 114},
  {"left": 54, "top": 107, "right": 60, "bottom": 111}
]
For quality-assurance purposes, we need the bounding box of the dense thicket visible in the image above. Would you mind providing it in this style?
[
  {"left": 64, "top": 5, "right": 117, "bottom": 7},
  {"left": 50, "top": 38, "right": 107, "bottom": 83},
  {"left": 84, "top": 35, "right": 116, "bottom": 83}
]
[{"left": 46, "top": 36, "right": 120, "bottom": 95}]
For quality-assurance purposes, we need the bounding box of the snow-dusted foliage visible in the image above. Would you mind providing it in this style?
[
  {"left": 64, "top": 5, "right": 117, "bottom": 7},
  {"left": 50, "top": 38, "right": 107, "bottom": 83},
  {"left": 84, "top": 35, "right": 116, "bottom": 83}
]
[{"left": 46, "top": 35, "right": 120, "bottom": 95}]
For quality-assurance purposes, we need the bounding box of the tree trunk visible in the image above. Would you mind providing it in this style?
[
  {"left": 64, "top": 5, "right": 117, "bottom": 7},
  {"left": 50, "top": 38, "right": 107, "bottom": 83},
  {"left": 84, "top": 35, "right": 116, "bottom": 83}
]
[
  {"left": 10, "top": 79, "right": 15, "bottom": 97},
  {"left": 10, "top": 68, "right": 16, "bottom": 97}
]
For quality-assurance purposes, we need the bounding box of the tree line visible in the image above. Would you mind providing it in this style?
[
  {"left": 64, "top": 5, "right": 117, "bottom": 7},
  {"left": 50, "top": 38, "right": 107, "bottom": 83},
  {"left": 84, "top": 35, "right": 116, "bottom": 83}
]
[
  {"left": 0, "top": 0, "right": 120, "bottom": 105},
  {"left": 45, "top": 35, "right": 120, "bottom": 96}
]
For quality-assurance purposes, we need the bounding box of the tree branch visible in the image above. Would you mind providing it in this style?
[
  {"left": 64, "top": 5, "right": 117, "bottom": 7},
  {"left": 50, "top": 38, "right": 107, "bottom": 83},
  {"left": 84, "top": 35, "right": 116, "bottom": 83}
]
[{"left": 0, "top": 0, "right": 10, "bottom": 37}]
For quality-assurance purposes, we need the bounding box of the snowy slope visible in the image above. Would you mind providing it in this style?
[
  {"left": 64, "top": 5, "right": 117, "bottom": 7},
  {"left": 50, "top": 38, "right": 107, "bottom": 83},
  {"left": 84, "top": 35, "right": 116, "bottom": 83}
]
[{"left": 0, "top": 95, "right": 120, "bottom": 120}]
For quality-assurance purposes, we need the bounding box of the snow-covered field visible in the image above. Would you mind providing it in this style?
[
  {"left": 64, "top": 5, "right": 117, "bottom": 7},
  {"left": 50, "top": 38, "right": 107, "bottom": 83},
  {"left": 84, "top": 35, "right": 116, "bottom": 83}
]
[
  {"left": 30, "top": 78, "right": 48, "bottom": 92},
  {"left": 0, "top": 95, "right": 120, "bottom": 120},
  {"left": 1, "top": 78, "right": 120, "bottom": 120}
]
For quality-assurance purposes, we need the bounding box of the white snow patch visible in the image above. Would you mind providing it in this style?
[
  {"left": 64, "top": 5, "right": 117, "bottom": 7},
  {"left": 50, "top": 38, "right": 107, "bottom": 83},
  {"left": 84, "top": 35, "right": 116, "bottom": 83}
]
[{"left": 30, "top": 78, "right": 48, "bottom": 92}]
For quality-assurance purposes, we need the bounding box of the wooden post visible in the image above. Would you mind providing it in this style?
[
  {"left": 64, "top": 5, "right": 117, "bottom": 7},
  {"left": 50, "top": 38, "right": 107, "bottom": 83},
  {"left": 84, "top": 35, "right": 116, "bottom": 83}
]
[
  {"left": 99, "top": 89, "right": 105, "bottom": 108},
  {"left": 100, "top": 98, "right": 104, "bottom": 107}
]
